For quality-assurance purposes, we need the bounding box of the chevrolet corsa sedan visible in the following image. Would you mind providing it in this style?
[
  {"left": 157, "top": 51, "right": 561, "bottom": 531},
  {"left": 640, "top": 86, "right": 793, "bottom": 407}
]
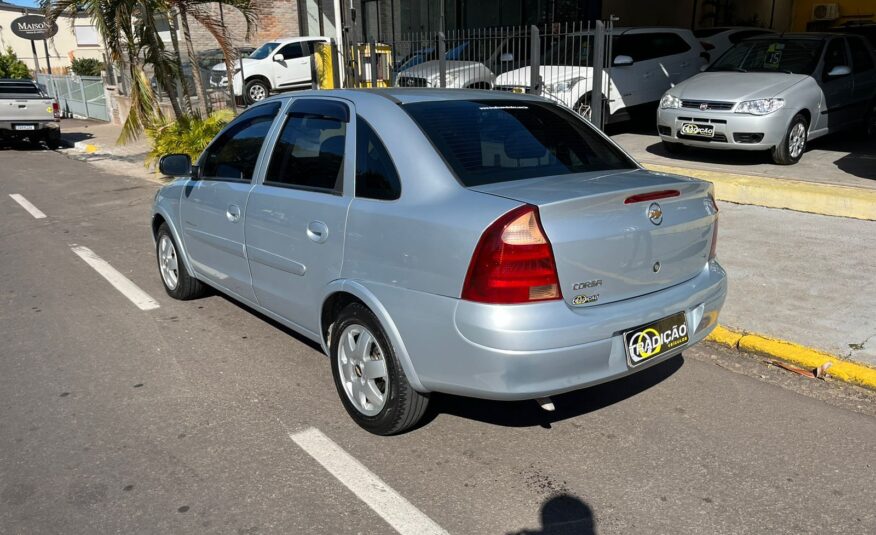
[{"left": 152, "top": 89, "right": 726, "bottom": 435}]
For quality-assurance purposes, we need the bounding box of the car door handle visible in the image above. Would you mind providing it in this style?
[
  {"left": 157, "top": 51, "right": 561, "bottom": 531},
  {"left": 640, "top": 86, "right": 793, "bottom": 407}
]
[
  {"left": 307, "top": 220, "right": 329, "bottom": 243},
  {"left": 226, "top": 204, "right": 241, "bottom": 223}
]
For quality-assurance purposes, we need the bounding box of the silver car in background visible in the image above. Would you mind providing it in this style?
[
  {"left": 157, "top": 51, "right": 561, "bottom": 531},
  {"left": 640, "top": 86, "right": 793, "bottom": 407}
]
[
  {"left": 658, "top": 33, "right": 876, "bottom": 164},
  {"left": 152, "top": 89, "right": 726, "bottom": 435}
]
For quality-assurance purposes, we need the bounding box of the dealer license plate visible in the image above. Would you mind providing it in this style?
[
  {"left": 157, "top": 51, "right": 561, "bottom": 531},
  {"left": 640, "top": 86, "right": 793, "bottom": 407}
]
[
  {"left": 680, "top": 122, "right": 714, "bottom": 138},
  {"left": 14, "top": 125, "right": 36, "bottom": 131},
  {"left": 624, "top": 312, "right": 689, "bottom": 366}
]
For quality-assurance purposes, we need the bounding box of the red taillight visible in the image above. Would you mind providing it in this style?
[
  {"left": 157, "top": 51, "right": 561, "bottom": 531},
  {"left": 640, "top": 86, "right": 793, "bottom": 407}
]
[
  {"left": 624, "top": 189, "right": 680, "bottom": 204},
  {"left": 708, "top": 194, "right": 719, "bottom": 260},
  {"left": 52, "top": 101, "right": 60, "bottom": 119},
  {"left": 462, "top": 205, "right": 562, "bottom": 304}
]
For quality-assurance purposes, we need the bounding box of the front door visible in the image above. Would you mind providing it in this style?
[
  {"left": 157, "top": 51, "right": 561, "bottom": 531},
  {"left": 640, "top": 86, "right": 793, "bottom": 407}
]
[
  {"left": 847, "top": 36, "right": 876, "bottom": 119},
  {"left": 180, "top": 102, "right": 281, "bottom": 302},
  {"left": 818, "top": 38, "right": 855, "bottom": 131},
  {"left": 272, "top": 41, "right": 314, "bottom": 89},
  {"left": 244, "top": 97, "right": 352, "bottom": 334}
]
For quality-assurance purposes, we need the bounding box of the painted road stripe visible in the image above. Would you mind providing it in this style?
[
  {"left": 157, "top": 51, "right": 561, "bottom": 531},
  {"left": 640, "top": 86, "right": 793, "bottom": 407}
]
[
  {"left": 70, "top": 245, "right": 160, "bottom": 311},
  {"left": 9, "top": 194, "right": 46, "bottom": 219},
  {"left": 289, "top": 427, "right": 448, "bottom": 535}
]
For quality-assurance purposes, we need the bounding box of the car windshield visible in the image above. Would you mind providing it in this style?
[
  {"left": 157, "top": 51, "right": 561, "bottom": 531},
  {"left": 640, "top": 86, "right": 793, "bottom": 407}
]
[
  {"left": 404, "top": 99, "right": 635, "bottom": 187},
  {"left": 708, "top": 38, "right": 824, "bottom": 74},
  {"left": 249, "top": 42, "right": 280, "bottom": 60}
]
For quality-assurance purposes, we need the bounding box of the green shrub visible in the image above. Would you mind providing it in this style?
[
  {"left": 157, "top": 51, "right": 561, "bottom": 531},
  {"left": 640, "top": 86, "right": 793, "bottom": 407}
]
[
  {"left": 0, "top": 47, "right": 30, "bottom": 79},
  {"left": 145, "top": 109, "right": 235, "bottom": 170},
  {"left": 71, "top": 57, "right": 104, "bottom": 76}
]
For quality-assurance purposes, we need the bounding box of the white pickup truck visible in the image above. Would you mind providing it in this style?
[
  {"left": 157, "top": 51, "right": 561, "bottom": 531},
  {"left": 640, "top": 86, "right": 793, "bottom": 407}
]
[{"left": 0, "top": 79, "right": 60, "bottom": 149}]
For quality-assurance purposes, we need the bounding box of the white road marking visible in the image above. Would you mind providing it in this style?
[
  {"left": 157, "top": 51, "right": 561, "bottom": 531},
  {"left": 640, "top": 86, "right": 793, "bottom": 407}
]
[
  {"left": 289, "top": 427, "right": 448, "bottom": 535},
  {"left": 9, "top": 194, "right": 46, "bottom": 219},
  {"left": 70, "top": 245, "right": 160, "bottom": 311}
]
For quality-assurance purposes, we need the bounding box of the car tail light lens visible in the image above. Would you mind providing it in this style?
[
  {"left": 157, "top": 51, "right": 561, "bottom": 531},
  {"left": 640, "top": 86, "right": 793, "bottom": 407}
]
[
  {"left": 462, "top": 205, "right": 561, "bottom": 304},
  {"left": 708, "top": 194, "right": 719, "bottom": 260},
  {"left": 52, "top": 101, "right": 60, "bottom": 119}
]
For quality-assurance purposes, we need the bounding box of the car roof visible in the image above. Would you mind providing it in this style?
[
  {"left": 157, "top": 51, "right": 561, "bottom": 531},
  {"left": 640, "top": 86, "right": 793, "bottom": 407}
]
[
  {"left": 260, "top": 88, "right": 545, "bottom": 107},
  {"left": 268, "top": 36, "right": 330, "bottom": 45},
  {"left": 562, "top": 26, "right": 693, "bottom": 37}
]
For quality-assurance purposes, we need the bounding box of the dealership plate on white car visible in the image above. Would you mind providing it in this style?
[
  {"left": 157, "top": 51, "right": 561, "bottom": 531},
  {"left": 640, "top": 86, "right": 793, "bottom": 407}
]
[
  {"left": 680, "top": 123, "right": 714, "bottom": 138},
  {"left": 624, "top": 312, "right": 689, "bottom": 366}
]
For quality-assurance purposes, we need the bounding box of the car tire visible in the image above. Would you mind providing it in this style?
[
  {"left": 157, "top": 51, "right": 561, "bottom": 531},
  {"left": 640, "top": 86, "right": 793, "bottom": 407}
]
[
  {"left": 156, "top": 223, "right": 207, "bottom": 300},
  {"left": 662, "top": 140, "right": 686, "bottom": 154},
  {"left": 771, "top": 113, "right": 807, "bottom": 165},
  {"left": 244, "top": 78, "right": 269, "bottom": 105},
  {"left": 330, "top": 303, "right": 429, "bottom": 435},
  {"left": 44, "top": 132, "right": 61, "bottom": 150}
]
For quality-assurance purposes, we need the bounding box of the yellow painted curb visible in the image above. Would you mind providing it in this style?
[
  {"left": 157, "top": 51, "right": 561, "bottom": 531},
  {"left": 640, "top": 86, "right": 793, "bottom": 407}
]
[
  {"left": 706, "top": 325, "right": 876, "bottom": 390},
  {"left": 643, "top": 163, "right": 876, "bottom": 221},
  {"left": 84, "top": 144, "right": 100, "bottom": 154}
]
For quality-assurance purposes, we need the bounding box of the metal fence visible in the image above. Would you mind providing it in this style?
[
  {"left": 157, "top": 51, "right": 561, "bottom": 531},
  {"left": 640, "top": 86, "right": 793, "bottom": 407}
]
[
  {"left": 348, "top": 20, "right": 615, "bottom": 129},
  {"left": 36, "top": 74, "right": 110, "bottom": 122}
]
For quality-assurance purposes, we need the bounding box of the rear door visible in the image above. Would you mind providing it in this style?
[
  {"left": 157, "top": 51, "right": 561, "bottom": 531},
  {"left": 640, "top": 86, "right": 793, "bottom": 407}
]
[
  {"left": 244, "top": 97, "right": 351, "bottom": 334},
  {"left": 181, "top": 101, "right": 281, "bottom": 302}
]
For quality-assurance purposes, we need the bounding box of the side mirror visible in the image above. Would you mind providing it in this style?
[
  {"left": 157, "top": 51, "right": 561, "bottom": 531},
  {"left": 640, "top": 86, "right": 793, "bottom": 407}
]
[
  {"left": 613, "top": 55, "right": 634, "bottom": 67},
  {"left": 700, "top": 64, "right": 709, "bottom": 72},
  {"left": 500, "top": 52, "right": 514, "bottom": 62},
  {"left": 827, "top": 65, "right": 851, "bottom": 77},
  {"left": 273, "top": 53, "right": 284, "bottom": 63},
  {"left": 159, "top": 154, "right": 192, "bottom": 177}
]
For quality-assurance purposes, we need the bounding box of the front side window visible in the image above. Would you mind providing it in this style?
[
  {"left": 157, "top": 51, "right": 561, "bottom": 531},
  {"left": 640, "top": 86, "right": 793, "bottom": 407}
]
[
  {"left": 356, "top": 117, "right": 401, "bottom": 200},
  {"left": 200, "top": 102, "right": 280, "bottom": 181},
  {"left": 264, "top": 99, "right": 348, "bottom": 193},
  {"left": 404, "top": 99, "right": 635, "bottom": 187},
  {"left": 279, "top": 42, "right": 305, "bottom": 60},
  {"left": 846, "top": 37, "right": 874, "bottom": 73},
  {"left": 614, "top": 33, "right": 689, "bottom": 61},
  {"left": 708, "top": 38, "right": 825, "bottom": 75},
  {"left": 823, "top": 39, "right": 849, "bottom": 80}
]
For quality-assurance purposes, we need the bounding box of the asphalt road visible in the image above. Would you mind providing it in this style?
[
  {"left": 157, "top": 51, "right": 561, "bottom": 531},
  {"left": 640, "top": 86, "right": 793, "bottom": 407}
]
[{"left": 1, "top": 148, "right": 874, "bottom": 535}]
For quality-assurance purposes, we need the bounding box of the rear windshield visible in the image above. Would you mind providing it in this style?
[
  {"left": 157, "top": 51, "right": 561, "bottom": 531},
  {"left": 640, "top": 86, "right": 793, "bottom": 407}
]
[
  {"left": 0, "top": 83, "right": 41, "bottom": 97},
  {"left": 403, "top": 99, "right": 635, "bottom": 187},
  {"left": 708, "top": 38, "right": 824, "bottom": 75}
]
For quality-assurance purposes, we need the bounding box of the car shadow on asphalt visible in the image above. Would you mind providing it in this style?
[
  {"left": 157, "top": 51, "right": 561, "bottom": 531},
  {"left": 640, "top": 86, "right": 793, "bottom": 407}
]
[
  {"left": 423, "top": 355, "right": 684, "bottom": 430},
  {"left": 507, "top": 494, "right": 596, "bottom": 535},
  {"left": 0, "top": 139, "right": 52, "bottom": 151}
]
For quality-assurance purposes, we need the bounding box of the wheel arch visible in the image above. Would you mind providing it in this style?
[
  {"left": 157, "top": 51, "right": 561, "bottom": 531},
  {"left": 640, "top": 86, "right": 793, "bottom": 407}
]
[
  {"left": 151, "top": 210, "right": 196, "bottom": 277},
  {"left": 319, "top": 280, "right": 427, "bottom": 392},
  {"left": 245, "top": 74, "right": 272, "bottom": 91}
]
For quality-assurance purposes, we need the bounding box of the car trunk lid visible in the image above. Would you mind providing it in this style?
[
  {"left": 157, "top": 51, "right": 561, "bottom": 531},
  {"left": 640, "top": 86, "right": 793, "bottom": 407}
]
[{"left": 470, "top": 169, "right": 716, "bottom": 307}]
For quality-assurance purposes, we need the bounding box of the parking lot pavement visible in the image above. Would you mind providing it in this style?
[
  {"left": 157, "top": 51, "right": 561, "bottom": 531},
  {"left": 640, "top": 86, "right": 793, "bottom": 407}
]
[
  {"left": 610, "top": 124, "right": 876, "bottom": 190},
  {"left": 2, "top": 149, "right": 875, "bottom": 534}
]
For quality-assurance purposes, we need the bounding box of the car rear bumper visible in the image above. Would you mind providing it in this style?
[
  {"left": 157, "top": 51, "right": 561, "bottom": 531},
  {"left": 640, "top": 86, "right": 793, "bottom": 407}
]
[
  {"left": 657, "top": 107, "right": 791, "bottom": 150},
  {"left": 368, "top": 260, "right": 727, "bottom": 400},
  {"left": 0, "top": 120, "right": 59, "bottom": 133}
]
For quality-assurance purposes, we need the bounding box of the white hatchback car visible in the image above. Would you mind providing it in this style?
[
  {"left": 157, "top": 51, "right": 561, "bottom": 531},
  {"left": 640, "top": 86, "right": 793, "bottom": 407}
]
[
  {"left": 494, "top": 27, "right": 708, "bottom": 123},
  {"left": 211, "top": 36, "right": 329, "bottom": 104}
]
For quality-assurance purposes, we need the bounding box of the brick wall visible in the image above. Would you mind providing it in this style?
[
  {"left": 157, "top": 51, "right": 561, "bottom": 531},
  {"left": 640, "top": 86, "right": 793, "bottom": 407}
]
[{"left": 188, "top": 1, "right": 301, "bottom": 53}]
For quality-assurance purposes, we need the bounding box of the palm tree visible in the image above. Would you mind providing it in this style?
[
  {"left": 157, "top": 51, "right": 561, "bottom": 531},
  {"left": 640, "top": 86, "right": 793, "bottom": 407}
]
[{"left": 167, "top": 0, "right": 257, "bottom": 116}]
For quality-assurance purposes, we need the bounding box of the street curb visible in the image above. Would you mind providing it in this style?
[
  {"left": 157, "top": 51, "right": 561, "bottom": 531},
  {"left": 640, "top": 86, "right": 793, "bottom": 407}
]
[
  {"left": 643, "top": 163, "right": 876, "bottom": 221},
  {"left": 73, "top": 141, "right": 102, "bottom": 154},
  {"left": 706, "top": 325, "right": 876, "bottom": 390}
]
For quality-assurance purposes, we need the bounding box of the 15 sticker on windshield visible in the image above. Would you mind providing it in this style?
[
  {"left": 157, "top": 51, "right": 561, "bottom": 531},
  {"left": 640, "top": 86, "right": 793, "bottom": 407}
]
[{"left": 624, "top": 312, "right": 689, "bottom": 366}]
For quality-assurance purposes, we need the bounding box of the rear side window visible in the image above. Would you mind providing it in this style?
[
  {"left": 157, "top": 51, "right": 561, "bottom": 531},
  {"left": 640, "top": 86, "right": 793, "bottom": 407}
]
[
  {"left": 201, "top": 102, "right": 280, "bottom": 181},
  {"left": 847, "top": 37, "right": 875, "bottom": 72},
  {"left": 0, "top": 83, "right": 42, "bottom": 96},
  {"left": 404, "top": 99, "right": 635, "bottom": 187},
  {"left": 356, "top": 117, "right": 401, "bottom": 200},
  {"left": 264, "top": 99, "right": 348, "bottom": 193}
]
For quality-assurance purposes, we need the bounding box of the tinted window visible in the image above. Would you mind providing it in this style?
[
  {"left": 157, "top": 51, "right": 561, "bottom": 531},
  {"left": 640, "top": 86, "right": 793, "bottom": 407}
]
[
  {"left": 0, "top": 83, "right": 41, "bottom": 96},
  {"left": 279, "top": 42, "right": 305, "bottom": 60},
  {"left": 708, "top": 38, "right": 824, "bottom": 75},
  {"left": 847, "top": 37, "right": 875, "bottom": 72},
  {"left": 615, "top": 33, "right": 690, "bottom": 61},
  {"left": 265, "top": 99, "right": 348, "bottom": 193},
  {"left": 356, "top": 118, "right": 401, "bottom": 200},
  {"left": 404, "top": 100, "right": 635, "bottom": 187},
  {"left": 729, "top": 30, "right": 772, "bottom": 44},
  {"left": 201, "top": 102, "right": 280, "bottom": 181},
  {"left": 823, "top": 38, "right": 849, "bottom": 80}
]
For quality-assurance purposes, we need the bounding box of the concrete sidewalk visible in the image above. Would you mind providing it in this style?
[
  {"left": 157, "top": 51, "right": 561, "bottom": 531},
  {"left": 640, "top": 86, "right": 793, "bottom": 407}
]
[{"left": 55, "top": 118, "right": 876, "bottom": 368}]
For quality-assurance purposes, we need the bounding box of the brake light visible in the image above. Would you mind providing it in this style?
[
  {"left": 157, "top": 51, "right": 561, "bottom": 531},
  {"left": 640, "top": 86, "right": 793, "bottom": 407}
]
[
  {"left": 462, "top": 205, "right": 561, "bottom": 304},
  {"left": 624, "top": 189, "right": 680, "bottom": 204},
  {"left": 708, "top": 194, "right": 719, "bottom": 260},
  {"left": 52, "top": 101, "right": 60, "bottom": 119}
]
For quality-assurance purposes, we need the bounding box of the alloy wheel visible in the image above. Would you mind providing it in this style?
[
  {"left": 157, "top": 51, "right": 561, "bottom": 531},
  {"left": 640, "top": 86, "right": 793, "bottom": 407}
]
[
  {"left": 788, "top": 122, "right": 806, "bottom": 159},
  {"left": 337, "top": 324, "right": 389, "bottom": 416},
  {"left": 158, "top": 235, "right": 179, "bottom": 290},
  {"left": 249, "top": 84, "right": 267, "bottom": 101}
]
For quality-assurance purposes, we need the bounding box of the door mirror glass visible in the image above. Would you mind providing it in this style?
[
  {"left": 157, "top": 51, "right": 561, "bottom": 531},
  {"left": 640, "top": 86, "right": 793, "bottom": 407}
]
[
  {"left": 158, "top": 154, "right": 192, "bottom": 177},
  {"left": 273, "top": 53, "right": 284, "bottom": 63},
  {"left": 613, "top": 55, "right": 634, "bottom": 66},
  {"left": 827, "top": 65, "right": 851, "bottom": 77},
  {"left": 500, "top": 52, "right": 514, "bottom": 62}
]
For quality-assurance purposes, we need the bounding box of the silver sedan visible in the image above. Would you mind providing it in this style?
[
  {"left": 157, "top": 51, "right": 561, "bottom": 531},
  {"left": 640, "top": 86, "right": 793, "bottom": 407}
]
[
  {"left": 152, "top": 89, "right": 726, "bottom": 434},
  {"left": 658, "top": 33, "right": 876, "bottom": 164}
]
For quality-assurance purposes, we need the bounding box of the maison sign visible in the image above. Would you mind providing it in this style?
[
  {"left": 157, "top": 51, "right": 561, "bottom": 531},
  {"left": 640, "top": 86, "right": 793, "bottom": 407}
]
[{"left": 10, "top": 15, "right": 59, "bottom": 40}]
